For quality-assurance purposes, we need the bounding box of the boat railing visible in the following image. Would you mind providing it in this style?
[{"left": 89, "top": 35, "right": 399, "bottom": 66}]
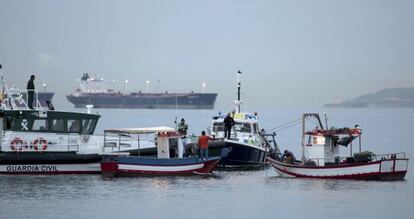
[
  {"left": 371, "top": 152, "right": 406, "bottom": 161},
  {"left": 1, "top": 87, "right": 44, "bottom": 110},
  {"left": 305, "top": 152, "right": 407, "bottom": 167}
]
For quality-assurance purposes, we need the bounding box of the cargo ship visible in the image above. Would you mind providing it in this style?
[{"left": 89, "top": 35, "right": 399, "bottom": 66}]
[{"left": 66, "top": 73, "right": 218, "bottom": 109}]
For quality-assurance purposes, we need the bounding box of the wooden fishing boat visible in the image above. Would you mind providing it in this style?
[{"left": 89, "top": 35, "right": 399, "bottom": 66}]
[
  {"left": 100, "top": 127, "right": 223, "bottom": 176},
  {"left": 267, "top": 113, "right": 409, "bottom": 181}
]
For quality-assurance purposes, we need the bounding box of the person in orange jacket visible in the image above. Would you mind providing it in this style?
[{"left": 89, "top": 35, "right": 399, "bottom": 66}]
[{"left": 198, "top": 130, "right": 212, "bottom": 160}]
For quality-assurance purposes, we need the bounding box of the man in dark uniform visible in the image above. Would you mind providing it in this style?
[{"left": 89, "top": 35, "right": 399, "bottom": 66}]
[
  {"left": 27, "top": 75, "right": 35, "bottom": 109},
  {"left": 224, "top": 113, "right": 235, "bottom": 139}
]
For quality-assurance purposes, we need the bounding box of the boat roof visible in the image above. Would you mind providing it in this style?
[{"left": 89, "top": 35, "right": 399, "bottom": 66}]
[{"left": 104, "top": 126, "right": 176, "bottom": 134}]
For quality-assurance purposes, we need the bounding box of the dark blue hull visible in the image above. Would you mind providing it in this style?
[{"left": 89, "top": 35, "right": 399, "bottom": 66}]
[
  {"left": 101, "top": 155, "right": 221, "bottom": 176},
  {"left": 66, "top": 93, "right": 217, "bottom": 109},
  {"left": 208, "top": 140, "right": 266, "bottom": 168}
]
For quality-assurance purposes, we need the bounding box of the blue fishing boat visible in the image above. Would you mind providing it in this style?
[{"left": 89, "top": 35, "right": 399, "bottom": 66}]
[{"left": 100, "top": 127, "right": 223, "bottom": 176}]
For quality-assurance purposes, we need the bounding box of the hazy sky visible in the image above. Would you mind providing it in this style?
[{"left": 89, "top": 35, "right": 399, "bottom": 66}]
[{"left": 0, "top": 0, "right": 413, "bottom": 109}]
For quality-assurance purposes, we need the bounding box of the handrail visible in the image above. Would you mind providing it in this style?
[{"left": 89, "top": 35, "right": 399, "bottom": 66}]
[
  {"left": 299, "top": 152, "right": 407, "bottom": 166},
  {"left": 2, "top": 88, "right": 44, "bottom": 110}
]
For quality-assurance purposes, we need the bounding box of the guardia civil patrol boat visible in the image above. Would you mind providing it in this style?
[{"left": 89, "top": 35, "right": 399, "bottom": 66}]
[
  {"left": 207, "top": 71, "right": 270, "bottom": 168},
  {"left": 0, "top": 68, "right": 140, "bottom": 174}
]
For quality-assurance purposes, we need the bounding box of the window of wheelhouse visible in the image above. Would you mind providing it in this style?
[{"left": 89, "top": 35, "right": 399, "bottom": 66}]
[
  {"left": 32, "top": 119, "right": 48, "bottom": 131},
  {"left": 67, "top": 120, "right": 81, "bottom": 133},
  {"left": 51, "top": 119, "right": 64, "bottom": 132},
  {"left": 81, "top": 119, "right": 97, "bottom": 135},
  {"left": 213, "top": 122, "right": 224, "bottom": 132},
  {"left": 4, "top": 116, "right": 15, "bottom": 130},
  {"left": 234, "top": 122, "right": 251, "bottom": 133},
  {"left": 252, "top": 123, "right": 259, "bottom": 133}
]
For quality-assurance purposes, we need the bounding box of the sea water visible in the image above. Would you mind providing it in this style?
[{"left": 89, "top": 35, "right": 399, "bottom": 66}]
[{"left": 0, "top": 107, "right": 413, "bottom": 219}]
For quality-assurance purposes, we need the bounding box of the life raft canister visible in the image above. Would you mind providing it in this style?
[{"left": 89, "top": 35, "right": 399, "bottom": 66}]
[
  {"left": 33, "top": 137, "right": 48, "bottom": 151},
  {"left": 10, "top": 137, "right": 24, "bottom": 151}
]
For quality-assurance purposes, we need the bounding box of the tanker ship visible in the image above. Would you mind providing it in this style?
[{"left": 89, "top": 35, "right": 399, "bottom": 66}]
[{"left": 66, "top": 73, "right": 218, "bottom": 109}]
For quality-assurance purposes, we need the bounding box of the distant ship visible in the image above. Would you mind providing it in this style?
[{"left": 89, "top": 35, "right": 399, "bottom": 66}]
[
  {"left": 324, "top": 96, "right": 367, "bottom": 108},
  {"left": 66, "top": 73, "right": 218, "bottom": 109},
  {"left": 324, "top": 102, "right": 368, "bottom": 108}
]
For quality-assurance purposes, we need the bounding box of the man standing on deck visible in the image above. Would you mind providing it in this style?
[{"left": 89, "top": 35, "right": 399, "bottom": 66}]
[
  {"left": 177, "top": 118, "right": 189, "bottom": 154},
  {"left": 224, "top": 113, "right": 235, "bottom": 139},
  {"left": 198, "top": 130, "right": 212, "bottom": 160},
  {"left": 177, "top": 118, "right": 188, "bottom": 136},
  {"left": 26, "top": 75, "right": 35, "bottom": 109}
]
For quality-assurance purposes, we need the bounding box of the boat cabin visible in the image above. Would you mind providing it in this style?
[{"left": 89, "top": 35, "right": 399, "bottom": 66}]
[
  {"left": 301, "top": 113, "right": 362, "bottom": 166},
  {"left": 0, "top": 110, "right": 99, "bottom": 135},
  {"left": 103, "top": 127, "right": 184, "bottom": 159},
  {"left": 211, "top": 112, "right": 261, "bottom": 144}
]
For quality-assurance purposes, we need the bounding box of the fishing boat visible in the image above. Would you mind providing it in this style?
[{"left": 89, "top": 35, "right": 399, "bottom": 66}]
[
  {"left": 100, "top": 127, "right": 223, "bottom": 176},
  {"left": 0, "top": 67, "right": 142, "bottom": 174},
  {"left": 207, "top": 71, "right": 270, "bottom": 168},
  {"left": 266, "top": 113, "right": 409, "bottom": 181}
]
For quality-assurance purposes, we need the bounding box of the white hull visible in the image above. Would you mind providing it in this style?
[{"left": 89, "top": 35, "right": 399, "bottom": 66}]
[
  {"left": 118, "top": 163, "right": 205, "bottom": 172},
  {"left": 267, "top": 157, "right": 408, "bottom": 180},
  {"left": 0, "top": 163, "right": 101, "bottom": 174}
]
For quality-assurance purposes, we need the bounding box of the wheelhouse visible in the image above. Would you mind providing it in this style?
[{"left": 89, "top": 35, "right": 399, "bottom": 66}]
[
  {"left": 211, "top": 112, "right": 261, "bottom": 140},
  {"left": 0, "top": 110, "right": 100, "bottom": 135}
]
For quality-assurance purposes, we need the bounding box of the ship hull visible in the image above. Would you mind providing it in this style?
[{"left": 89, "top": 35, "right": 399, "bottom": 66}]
[
  {"left": 100, "top": 156, "right": 221, "bottom": 176},
  {"left": 324, "top": 102, "right": 368, "bottom": 108},
  {"left": 0, "top": 152, "right": 102, "bottom": 174},
  {"left": 130, "top": 140, "right": 267, "bottom": 169},
  {"left": 66, "top": 93, "right": 218, "bottom": 109},
  {"left": 267, "top": 157, "right": 408, "bottom": 181},
  {"left": 208, "top": 140, "right": 267, "bottom": 168}
]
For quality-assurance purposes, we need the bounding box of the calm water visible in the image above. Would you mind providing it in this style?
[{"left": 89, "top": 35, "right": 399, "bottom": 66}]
[{"left": 1, "top": 107, "right": 413, "bottom": 219}]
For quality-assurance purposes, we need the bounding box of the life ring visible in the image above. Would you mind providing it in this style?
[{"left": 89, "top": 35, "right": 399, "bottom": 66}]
[
  {"left": 33, "top": 138, "right": 48, "bottom": 151},
  {"left": 10, "top": 137, "right": 24, "bottom": 151}
]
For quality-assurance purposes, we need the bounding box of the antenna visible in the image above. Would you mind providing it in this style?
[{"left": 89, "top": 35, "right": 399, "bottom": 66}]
[
  {"left": 234, "top": 70, "right": 242, "bottom": 113},
  {"left": 202, "top": 81, "right": 206, "bottom": 93},
  {"left": 145, "top": 80, "right": 150, "bottom": 93},
  {"left": 124, "top": 79, "right": 128, "bottom": 93}
]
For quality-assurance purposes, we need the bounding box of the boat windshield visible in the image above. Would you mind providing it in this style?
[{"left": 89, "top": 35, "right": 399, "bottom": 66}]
[
  {"left": 212, "top": 122, "right": 224, "bottom": 132},
  {"left": 2, "top": 111, "right": 99, "bottom": 135},
  {"left": 213, "top": 122, "right": 256, "bottom": 133},
  {"left": 233, "top": 122, "right": 251, "bottom": 133}
]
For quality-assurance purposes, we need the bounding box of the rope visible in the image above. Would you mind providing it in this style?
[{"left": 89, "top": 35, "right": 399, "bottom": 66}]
[{"left": 266, "top": 118, "right": 301, "bottom": 132}]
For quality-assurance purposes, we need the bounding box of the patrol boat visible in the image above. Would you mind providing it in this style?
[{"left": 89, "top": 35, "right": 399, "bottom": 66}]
[
  {"left": 0, "top": 70, "right": 139, "bottom": 174},
  {"left": 207, "top": 71, "right": 270, "bottom": 168}
]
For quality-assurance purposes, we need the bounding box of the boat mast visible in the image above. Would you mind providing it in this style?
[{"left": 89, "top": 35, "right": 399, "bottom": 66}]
[
  {"left": 0, "top": 64, "right": 11, "bottom": 109},
  {"left": 301, "top": 113, "right": 305, "bottom": 163},
  {"left": 234, "top": 70, "right": 242, "bottom": 113}
]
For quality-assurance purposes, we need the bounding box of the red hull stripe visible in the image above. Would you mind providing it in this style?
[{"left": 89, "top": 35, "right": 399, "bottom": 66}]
[
  {"left": 266, "top": 157, "right": 409, "bottom": 169},
  {"left": 268, "top": 160, "right": 407, "bottom": 180}
]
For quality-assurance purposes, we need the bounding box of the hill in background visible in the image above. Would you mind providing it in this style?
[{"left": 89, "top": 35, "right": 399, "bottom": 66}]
[{"left": 326, "top": 87, "right": 414, "bottom": 108}]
